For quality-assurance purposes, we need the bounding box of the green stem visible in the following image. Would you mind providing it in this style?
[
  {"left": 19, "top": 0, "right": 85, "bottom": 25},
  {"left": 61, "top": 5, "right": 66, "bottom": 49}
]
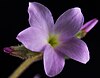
[{"left": 9, "top": 54, "right": 42, "bottom": 78}]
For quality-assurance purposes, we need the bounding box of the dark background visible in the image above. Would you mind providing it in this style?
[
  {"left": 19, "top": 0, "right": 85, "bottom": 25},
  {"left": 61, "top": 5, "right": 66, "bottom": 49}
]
[{"left": 0, "top": 0, "right": 100, "bottom": 78}]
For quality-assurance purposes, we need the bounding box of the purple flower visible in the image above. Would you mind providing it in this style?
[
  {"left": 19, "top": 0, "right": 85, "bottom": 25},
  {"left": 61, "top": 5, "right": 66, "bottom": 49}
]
[
  {"left": 17, "top": 2, "right": 90, "bottom": 77},
  {"left": 81, "top": 18, "right": 98, "bottom": 32}
]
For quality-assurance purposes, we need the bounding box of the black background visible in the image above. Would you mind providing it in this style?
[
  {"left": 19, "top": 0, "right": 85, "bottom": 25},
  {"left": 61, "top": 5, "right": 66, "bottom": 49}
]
[{"left": 0, "top": 0, "right": 100, "bottom": 78}]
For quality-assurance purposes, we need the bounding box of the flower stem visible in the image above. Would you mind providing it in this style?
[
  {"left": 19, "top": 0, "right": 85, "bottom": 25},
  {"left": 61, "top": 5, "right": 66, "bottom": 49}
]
[{"left": 9, "top": 53, "right": 42, "bottom": 78}]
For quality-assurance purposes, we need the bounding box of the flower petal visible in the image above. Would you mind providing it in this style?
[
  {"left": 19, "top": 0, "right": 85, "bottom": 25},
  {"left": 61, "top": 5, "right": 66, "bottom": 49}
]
[
  {"left": 16, "top": 27, "right": 48, "bottom": 52},
  {"left": 57, "top": 37, "right": 90, "bottom": 64},
  {"left": 28, "top": 2, "right": 54, "bottom": 32},
  {"left": 81, "top": 18, "right": 98, "bottom": 32},
  {"left": 44, "top": 45, "right": 65, "bottom": 77},
  {"left": 54, "top": 7, "right": 84, "bottom": 40}
]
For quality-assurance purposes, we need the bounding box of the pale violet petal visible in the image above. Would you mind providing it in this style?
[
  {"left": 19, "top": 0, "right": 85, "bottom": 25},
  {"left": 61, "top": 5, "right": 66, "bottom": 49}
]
[
  {"left": 16, "top": 27, "right": 48, "bottom": 52},
  {"left": 28, "top": 2, "right": 54, "bottom": 33},
  {"left": 44, "top": 45, "right": 65, "bottom": 77},
  {"left": 57, "top": 37, "right": 90, "bottom": 64},
  {"left": 54, "top": 7, "right": 84, "bottom": 41}
]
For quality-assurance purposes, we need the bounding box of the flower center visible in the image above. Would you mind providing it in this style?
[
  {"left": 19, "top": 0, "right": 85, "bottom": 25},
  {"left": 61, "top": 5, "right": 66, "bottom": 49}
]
[{"left": 48, "top": 34, "right": 60, "bottom": 48}]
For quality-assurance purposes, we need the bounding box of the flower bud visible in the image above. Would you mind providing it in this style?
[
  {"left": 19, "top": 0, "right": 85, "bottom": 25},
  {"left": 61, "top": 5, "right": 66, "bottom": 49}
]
[
  {"left": 81, "top": 18, "right": 98, "bottom": 32},
  {"left": 3, "top": 47, "right": 13, "bottom": 54}
]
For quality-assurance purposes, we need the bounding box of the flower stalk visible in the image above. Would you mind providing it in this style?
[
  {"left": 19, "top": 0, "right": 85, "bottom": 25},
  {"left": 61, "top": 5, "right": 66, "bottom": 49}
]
[{"left": 9, "top": 53, "right": 42, "bottom": 78}]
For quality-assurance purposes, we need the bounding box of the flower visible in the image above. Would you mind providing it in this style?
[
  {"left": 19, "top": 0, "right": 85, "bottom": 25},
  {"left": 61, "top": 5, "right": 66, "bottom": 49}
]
[
  {"left": 16, "top": 2, "right": 90, "bottom": 77},
  {"left": 81, "top": 18, "right": 98, "bottom": 32}
]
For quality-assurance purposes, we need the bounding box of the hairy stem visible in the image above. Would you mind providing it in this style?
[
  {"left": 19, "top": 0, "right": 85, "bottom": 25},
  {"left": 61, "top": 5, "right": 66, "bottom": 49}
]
[{"left": 9, "top": 53, "right": 42, "bottom": 78}]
